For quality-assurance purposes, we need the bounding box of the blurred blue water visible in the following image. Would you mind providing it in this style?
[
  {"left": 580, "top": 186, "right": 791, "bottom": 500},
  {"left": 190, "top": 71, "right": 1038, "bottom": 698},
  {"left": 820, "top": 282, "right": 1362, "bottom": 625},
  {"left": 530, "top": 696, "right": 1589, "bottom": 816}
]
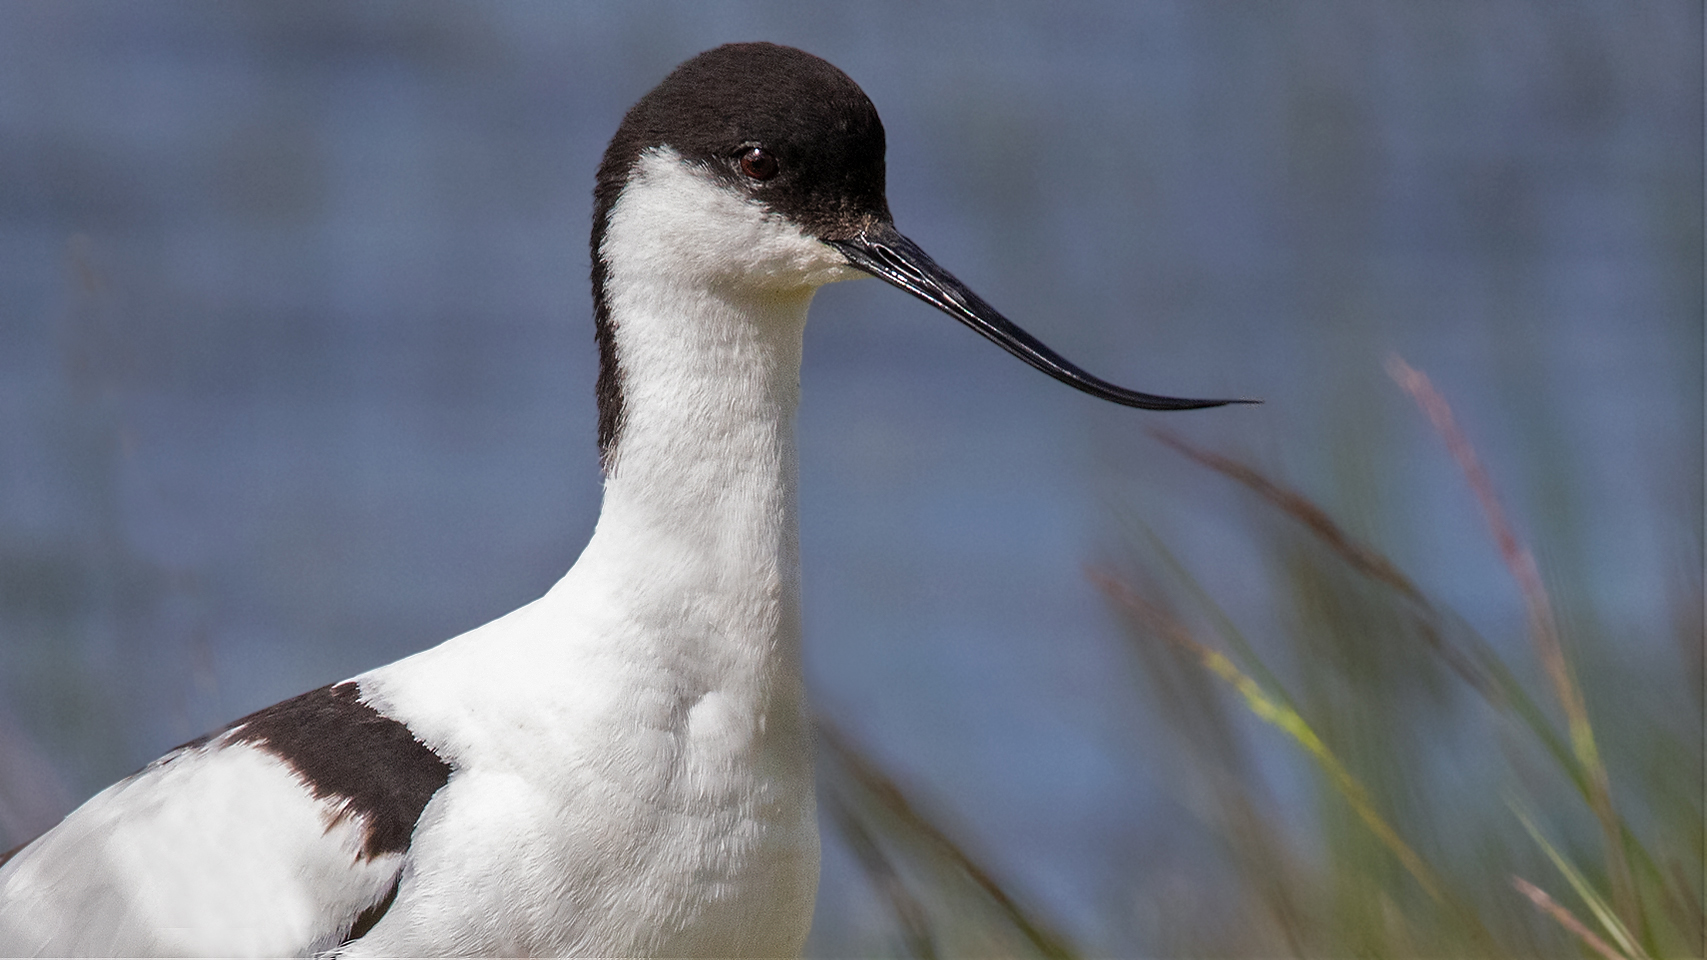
[{"left": 0, "top": 2, "right": 1697, "bottom": 953}]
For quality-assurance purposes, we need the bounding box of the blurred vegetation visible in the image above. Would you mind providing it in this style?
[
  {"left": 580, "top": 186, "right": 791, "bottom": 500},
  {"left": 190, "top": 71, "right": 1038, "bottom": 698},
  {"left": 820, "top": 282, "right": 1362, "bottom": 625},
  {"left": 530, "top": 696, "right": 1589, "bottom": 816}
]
[
  {"left": 0, "top": 4, "right": 1693, "bottom": 954},
  {"left": 819, "top": 360, "right": 1701, "bottom": 958}
]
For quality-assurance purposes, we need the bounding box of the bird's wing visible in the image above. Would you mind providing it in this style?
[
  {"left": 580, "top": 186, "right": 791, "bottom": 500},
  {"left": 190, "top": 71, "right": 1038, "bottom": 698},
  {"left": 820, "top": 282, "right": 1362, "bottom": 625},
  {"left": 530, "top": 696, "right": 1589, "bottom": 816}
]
[{"left": 0, "top": 681, "right": 451, "bottom": 957}]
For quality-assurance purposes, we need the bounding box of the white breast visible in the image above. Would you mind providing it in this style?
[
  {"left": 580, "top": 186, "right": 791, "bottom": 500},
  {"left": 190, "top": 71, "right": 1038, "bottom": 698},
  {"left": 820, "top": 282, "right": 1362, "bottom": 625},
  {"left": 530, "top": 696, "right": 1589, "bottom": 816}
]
[
  {"left": 336, "top": 151, "right": 856, "bottom": 957},
  {"left": 0, "top": 146, "right": 859, "bottom": 959}
]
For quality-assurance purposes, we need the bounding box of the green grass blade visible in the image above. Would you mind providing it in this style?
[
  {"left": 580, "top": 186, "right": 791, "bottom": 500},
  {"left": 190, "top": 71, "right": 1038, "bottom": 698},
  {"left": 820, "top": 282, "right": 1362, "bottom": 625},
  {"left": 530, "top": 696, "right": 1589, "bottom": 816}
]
[
  {"left": 1510, "top": 797, "right": 1648, "bottom": 960},
  {"left": 1512, "top": 875, "right": 1628, "bottom": 960},
  {"left": 1093, "top": 571, "right": 1449, "bottom": 906}
]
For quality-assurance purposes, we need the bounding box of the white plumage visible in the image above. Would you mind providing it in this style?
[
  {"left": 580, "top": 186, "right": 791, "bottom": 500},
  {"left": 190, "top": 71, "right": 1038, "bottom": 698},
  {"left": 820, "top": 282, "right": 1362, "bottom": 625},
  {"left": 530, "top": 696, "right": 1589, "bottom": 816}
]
[
  {"left": 0, "top": 41, "right": 1242, "bottom": 957},
  {"left": 0, "top": 137, "right": 834, "bottom": 960}
]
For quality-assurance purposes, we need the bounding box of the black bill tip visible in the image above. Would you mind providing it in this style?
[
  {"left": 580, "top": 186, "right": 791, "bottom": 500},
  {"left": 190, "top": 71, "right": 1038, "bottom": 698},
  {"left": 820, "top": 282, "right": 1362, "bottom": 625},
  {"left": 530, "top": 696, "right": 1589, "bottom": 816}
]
[{"left": 828, "top": 223, "right": 1256, "bottom": 411}]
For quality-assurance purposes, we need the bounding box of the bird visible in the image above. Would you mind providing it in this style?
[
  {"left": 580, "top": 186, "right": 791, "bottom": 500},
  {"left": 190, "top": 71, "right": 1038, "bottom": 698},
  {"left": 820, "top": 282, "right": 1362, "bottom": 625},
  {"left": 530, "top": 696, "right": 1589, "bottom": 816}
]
[{"left": 0, "top": 41, "right": 1248, "bottom": 957}]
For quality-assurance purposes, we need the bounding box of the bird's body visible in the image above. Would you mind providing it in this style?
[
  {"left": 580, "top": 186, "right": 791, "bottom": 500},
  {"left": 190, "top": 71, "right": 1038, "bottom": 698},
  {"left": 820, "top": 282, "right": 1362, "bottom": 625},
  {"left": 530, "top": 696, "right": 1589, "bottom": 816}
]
[{"left": 0, "top": 42, "right": 1244, "bottom": 957}]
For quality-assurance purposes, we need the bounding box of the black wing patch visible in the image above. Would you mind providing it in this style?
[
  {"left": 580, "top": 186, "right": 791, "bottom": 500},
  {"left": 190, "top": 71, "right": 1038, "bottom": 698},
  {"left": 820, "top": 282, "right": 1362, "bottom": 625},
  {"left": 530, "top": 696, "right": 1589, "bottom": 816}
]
[{"left": 225, "top": 681, "right": 451, "bottom": 860}]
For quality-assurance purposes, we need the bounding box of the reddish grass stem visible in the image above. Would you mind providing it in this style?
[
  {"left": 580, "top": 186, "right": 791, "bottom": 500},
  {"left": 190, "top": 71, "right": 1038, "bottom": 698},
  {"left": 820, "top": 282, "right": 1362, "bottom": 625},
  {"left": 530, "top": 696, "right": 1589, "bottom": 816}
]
[
  {"left": 1513, "top": 876, "right": 1626, "bottom": 960},
  {"left": 1387, "top": 355, "right": 1640, "bottom": 943}
]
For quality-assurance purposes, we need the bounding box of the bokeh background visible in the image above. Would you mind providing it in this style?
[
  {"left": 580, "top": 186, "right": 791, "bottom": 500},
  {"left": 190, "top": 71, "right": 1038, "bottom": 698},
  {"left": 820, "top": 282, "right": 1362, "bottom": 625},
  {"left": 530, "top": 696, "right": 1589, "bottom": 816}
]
[{"left": 0, "top": 2, "right": 1698, "bottom": 956}]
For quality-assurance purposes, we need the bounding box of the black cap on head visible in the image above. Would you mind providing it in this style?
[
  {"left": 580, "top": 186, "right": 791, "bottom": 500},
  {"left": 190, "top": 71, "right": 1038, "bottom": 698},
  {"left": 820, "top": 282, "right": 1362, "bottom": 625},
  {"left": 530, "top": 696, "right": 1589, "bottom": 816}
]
[
  {"left": 591, "top": 43, "right": 893, "bottom": 469},
  {"left": 590, "top": 43, "right": 1254, "bottom": 473},
  {"left": 594, "top": 42, "right": 890, "bottom": 244}
]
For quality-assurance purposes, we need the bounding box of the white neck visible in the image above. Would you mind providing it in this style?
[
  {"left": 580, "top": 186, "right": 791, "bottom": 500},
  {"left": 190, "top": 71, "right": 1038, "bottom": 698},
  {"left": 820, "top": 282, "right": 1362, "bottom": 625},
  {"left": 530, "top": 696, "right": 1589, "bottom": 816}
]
[
  {"left": 579, "top": 280, "right": 811, "bottom": 692},
  {"left": 353, "top": 149, "right": 864, "bottom": 958},
  {"left": 565, "top": 147, "right": 859, "bottom": 710}
]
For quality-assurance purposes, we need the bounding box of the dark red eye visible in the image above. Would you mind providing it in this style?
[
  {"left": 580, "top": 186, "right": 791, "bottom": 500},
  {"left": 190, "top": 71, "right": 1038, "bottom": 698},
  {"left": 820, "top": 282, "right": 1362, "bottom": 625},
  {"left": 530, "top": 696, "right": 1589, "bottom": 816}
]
[{"left": 738, "top": 147, "right": 778, "bottom": 181}]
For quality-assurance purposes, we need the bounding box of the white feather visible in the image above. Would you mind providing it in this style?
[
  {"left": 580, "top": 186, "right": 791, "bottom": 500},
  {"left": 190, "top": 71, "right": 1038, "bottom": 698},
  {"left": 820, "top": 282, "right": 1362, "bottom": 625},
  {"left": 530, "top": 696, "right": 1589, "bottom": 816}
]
[
  {"left": 0, "top": 739, "right": 399, "bottom": 956},
  {"left": 346, "top": 148, "right": 857, "bottom": 957},
  {"left": 0, "top": 147, "right": 858, "bottom": 958}
]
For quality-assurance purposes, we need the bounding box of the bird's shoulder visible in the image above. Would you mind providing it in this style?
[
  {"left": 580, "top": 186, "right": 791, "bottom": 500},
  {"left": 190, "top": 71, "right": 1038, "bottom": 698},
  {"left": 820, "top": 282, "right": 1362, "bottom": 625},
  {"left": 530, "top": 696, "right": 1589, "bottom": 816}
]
[{"left": 0, "top": 680, "right": 452, "bottom": 956}]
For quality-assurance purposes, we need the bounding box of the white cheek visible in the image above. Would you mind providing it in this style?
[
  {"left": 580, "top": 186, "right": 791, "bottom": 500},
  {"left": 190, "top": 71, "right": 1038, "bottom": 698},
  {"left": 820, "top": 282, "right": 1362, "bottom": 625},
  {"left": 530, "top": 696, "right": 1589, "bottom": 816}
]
[{"left": 604, "top": 147, "right": 857, "bottom": 293}]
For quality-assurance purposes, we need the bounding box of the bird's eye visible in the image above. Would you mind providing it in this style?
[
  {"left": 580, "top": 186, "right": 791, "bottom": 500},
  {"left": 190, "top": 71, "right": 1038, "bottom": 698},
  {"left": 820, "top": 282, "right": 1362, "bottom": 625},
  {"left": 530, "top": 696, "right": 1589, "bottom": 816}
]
[{"left": 738, "top": 147, "right": 778, "bottom": 181}]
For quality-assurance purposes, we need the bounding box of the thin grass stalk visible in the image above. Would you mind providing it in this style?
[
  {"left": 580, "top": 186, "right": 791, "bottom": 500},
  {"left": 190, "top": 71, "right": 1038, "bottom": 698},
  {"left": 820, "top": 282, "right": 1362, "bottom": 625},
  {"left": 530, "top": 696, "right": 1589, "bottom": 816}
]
[
  {"left": 1097, "top": 553, "right": 1312, "bottom": 955},
  {"left": 1511, "top": 798, "right": 1649, "bottom": 960},
  {"left": 1147, "top": 430, "right": 1431, "bottom": 610},
  {"left": 1660, "top": 859, "right": 1704, "bottom": 951},
  {"left": 1130, "top": 523, "right": 1302, "bottom": 717},
  {"left": 1088, "top": 571, "right": 1476, "bottom": 926},
  {"left": 1151, "top": 414, "right": 1690, "bottom": 954},
  {"left": 1149, "top": 427, "right": 1588, "bottom": 799},
  {"left": 1388, "top": 356, "right": 1641, "bottom": 940},
  {"left": 815, "top": 719, "right": 1078, "bottom": 959},
  {"left": 1147, "top": 427, "right": 1484, "bottom": 692},
  {"left": 822, "top": 786, "right": 938, "bottom": 959},
  {"left": 1512, "top": 876, "right": 1628, "bottom": 960}
]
